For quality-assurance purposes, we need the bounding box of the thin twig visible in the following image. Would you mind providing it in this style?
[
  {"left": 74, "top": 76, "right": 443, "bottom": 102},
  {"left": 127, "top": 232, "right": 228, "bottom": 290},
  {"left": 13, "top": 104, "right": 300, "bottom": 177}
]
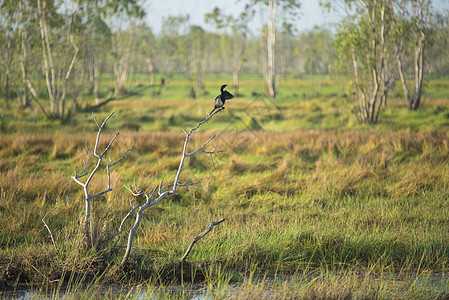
[
  {"left": 180, "top": 218, "right": 225, "bottom": 262},
  {"left": 124, "top": 184, "right": 144, "bottom": 197},
  {"left": 42, "top": 207, "right": 57, "bottom": 250},
  {"left": 109, "top": 143, "right": 134, "bottom": 167}
]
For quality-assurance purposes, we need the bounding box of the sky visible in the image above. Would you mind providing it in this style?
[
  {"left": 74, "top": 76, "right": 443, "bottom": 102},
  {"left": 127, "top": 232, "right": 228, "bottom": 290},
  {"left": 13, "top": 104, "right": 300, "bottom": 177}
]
[{"left": 143, "top": 0, "right": 344, "bottom": 35}]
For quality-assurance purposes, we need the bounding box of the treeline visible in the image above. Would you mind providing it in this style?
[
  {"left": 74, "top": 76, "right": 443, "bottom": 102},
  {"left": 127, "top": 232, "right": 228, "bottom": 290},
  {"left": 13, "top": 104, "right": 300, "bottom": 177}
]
[{"left": 0, "top": 0, "right": 448, "bottom": 120}]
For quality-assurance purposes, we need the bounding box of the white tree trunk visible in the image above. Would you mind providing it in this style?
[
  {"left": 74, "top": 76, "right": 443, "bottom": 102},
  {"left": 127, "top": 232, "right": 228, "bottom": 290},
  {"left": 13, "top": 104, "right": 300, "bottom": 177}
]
[{"left": 266, "top": 0, "right": 277, "bottom": 98}]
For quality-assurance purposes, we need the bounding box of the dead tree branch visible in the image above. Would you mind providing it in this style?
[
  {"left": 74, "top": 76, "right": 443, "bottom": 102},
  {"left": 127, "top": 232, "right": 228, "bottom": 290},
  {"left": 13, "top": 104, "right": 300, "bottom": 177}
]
[
  {"left": 122, "top": 108, "right": 224, "bottom": 265},
  {"left": 71, "top": 112, "right": 133, "bottom": 246},
  {"left": 110, "top": 200, "right": 139, "bottom": 240},
  {"left": 180, "top": 218, "right": 225, "bottom": 262}
]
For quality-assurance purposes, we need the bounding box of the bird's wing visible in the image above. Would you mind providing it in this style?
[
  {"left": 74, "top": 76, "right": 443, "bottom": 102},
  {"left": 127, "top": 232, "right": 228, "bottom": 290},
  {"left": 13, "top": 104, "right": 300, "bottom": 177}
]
[{"left": 222, "top": 90, "right": 234, "bottom": 100}]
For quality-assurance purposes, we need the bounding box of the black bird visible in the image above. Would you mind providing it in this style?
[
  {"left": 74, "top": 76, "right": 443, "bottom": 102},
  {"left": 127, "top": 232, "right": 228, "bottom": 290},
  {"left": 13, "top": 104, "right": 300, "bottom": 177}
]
[{"left": 210, "top": 84, "right": 234, "bottom": 115}]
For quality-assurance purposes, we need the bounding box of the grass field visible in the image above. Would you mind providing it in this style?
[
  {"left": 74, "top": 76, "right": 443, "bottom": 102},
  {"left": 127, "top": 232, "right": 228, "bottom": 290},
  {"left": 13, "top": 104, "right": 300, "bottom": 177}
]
[{"left": 1, "top": 74, "right": 449, "bottom": 298}]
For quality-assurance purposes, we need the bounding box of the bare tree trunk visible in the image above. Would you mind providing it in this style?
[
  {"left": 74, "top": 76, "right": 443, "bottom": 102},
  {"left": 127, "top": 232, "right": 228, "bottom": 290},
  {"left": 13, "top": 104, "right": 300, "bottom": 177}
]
[
  {"left": 233, "top": 65, "right": 241, "bottom": 94},
  {"left": 2, "top": 32, "right": 11, "bottom": 103},
  {"left": 145, "top": 57, "right": 155, "bottom": 95},
  {"left": 59, "top": 35, "right": 79, "bottom": 118},
  {"left": 410, "top": 31, "right": 425, "bottom": 110},
  {"left": 20, "top": 10, "right": 31, "bottom": 108},
  {"left": 397, "top": 45, "right": 411, "bottom": 106},
  {"left": 266, "top": 0, "right": 277, "bottom": 98},
  {"left": 233, "top": 33, "right": 247, "bottom": 94},
  {"left": 37, "top": 0, "right": 79, "bottom": 119},
  {"left": 396, "top": 0, "right": 428, "bottom": 111},
  {"left": 37, "top": 0, "right": 56, "bottom": 114},
  {"left": 87, "top": 51, "right": 95, "bottom": 96},
  {"left": 94, "top": 64, "right": 100, "bottom": 104},
  {"left": 373, "top": 2, "right": 387, "bottom": 123},
  {"left": 113, "top": 29, "right": 133, "bottom": 96},
  {"left": 351, "top": 46, "right": 367, "bottom": 122}
]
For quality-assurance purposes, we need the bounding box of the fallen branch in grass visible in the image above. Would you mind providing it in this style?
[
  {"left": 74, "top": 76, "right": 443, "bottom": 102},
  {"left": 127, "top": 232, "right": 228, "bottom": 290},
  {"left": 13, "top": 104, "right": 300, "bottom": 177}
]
[
  {"left": 22, "top": 255, "right": 60, "bottom": 283},
  {"left": 85, "top": 82, "right": 144, "bottom": 111},
  {"left": 180, "top": 218, "right": 225, "bottom": 262}
]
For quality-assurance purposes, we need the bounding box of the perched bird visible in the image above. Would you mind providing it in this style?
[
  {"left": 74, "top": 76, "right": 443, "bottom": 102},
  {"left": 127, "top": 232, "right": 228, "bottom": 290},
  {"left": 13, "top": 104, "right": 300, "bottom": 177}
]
[{"left": 210, "top": 84, "right": 234, "bottom": 115}]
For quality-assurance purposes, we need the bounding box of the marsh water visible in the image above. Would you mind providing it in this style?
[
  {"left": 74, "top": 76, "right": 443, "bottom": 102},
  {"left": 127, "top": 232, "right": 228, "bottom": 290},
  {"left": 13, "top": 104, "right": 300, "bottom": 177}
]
[{"left": 3, "top": 272, "right": 449, "bottom": 299}]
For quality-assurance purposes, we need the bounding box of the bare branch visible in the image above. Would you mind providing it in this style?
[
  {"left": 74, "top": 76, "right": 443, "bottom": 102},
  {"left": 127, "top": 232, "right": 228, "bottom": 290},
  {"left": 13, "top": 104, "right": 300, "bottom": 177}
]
[
  {"left": 71, "top": 175, "right": 86, "bottom": 187},
  {"left": 109, "top": 143, "right": 134, "bottom": 167},
  {"left": 158, "top": 181, "right": 164, "bottom": 195},
  {"left": 110, "top": 203, "right": 139, "bottom": 240},
  {"left": 206, "top": 107, "right": 225, "bottom": 119},
  {"left": 93, "top": 112, "right": 114, "bottom": 156},
  {"left": 101, "top": 131, "right": 120, "bottom": 156},
  {"left": 90, "top": 188, "right": 113, "bottom": 200},
  {"left": 42, "top": 207, "right": 57, "bottom": 250},
  {"left": 201, "top": 145, "right": 224, "bottom": 155},
  {"left": 180, "top": 218, "right": 225, "bottom": 262},
  {"left": 124, "top": 184, "right": 144, "bottom": 197},
  {"left": 186, "top": 134, "right": 216, "bottom": 156},
  {"left": 143, "top": 186, "right": 158, "bottom": 204},
  {"left": 92, "top": 112, "right": 100, "bottom": 129},
  {"left": 172, "top": 109, "right": 225, "bottom": 191}
]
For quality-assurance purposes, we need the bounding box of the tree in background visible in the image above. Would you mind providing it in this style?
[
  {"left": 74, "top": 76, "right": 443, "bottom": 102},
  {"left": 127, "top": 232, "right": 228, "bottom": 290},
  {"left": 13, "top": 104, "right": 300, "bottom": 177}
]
[
  {"left": 426, "top": 11, "right": 449, "bottom": 77},
  {"left": 24, "top": 0, "right": 80, "bottom": 119},
  {"left": 78, "top": 1, "right": 113, "bottom": 103},
  {"left": 206, "top": 5, "right": 255, "bottom": 94},
  {"left": 294, "top": 26, "right": 335, "bottom": 96},
  {"left": 253, "top": 0, "right": 301, "bottom": 98},
  {"left": 160, "top": 15, "right": 208, "bottom": 98},
  {"left": 395, "top": 0, "right": 432, "bottom": 110},
  {"left": 0, "top": 0, "right": 27, "bottom": 106},
  {"left": 333, "top": 0, "right": 397, "bottom": 124},
  {"left": 111, "top": 23, "right": 135, "bottom": 96},
  {"left": 133, "top": 23, "right": 157, "bottom": 95},
  {"left": 0, "top": 0, "right": 144, "bottom": 117}
]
